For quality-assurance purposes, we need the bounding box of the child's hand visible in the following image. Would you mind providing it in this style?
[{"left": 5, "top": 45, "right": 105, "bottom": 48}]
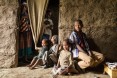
[
  {"left": 58, "top": 45, "right": 62, "bottom": 51},
  {"left": 35, "top": 47, "right": 41, "bottom": 51},
  {"left": 65, "top": 67, "right": 69, "bottom": 72},
  {"left": 55, "top": 66, "right": 58, "bottom": 69}
]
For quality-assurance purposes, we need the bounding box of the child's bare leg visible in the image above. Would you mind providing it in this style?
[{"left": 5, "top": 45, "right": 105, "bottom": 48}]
[
  {"left": 59, "top": 68, "right": 68, "bottom": 75},
  {"left": 69, "top": 67, "right": 79, "bottom": 74},
  {"left": 59, "top": 69, "right": 68, "bottom": 75},
  {"left": 30, "top": 59, "right": 40, "bottom": 69},
  {"left": 27, "top": 58, "right": 37, "bottom": 67}
]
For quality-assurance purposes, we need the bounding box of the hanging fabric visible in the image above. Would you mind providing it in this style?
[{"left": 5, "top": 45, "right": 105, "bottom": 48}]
[{"left": 27, "top": 0, "right": 49, "bottom": 49}]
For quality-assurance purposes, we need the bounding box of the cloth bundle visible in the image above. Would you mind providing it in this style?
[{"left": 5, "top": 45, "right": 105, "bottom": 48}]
[{"left": 106, "top": 62, "right": 117, "bottom": 70}]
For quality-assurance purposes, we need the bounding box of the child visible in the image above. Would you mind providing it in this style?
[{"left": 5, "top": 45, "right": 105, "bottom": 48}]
[
  {"left": 49, "top": 35, "right": 59, "bottom": 64},
  {"left": 43, "top": 35, "right": 59, "bottom": 68},
  {"left": 42, "top": 10, "right": 53, "bottom": 40},
  {"left": 27, "top": 39, "right": 49, "bottom": 69},
  {"left": 52, "top": 39, "right": 78, "bottom": 76}
]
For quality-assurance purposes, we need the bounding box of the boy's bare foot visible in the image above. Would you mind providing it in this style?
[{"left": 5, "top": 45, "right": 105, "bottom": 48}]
[
  {"left": 52, "top": 74, "right": 58, "bottom": 78},
  {"left": 27, "top": 64, "right": 31, "bottom": 67},
  {"left": 29, "top": 67, "right": 34, "bottom": 70}
]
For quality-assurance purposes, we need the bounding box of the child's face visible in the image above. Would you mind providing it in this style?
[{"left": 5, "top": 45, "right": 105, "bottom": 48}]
[
  {"left": 74, "top": 21, "right": 82, "bottom": 32},
  {"left": 42, "top": 40, "right": 47, "bottom": 47},
  {"left": 51, "top": 36, "right": 55, "bottom": 44},
  {"left": 63, "top": 41, "right": 69, "bottom": 50}
]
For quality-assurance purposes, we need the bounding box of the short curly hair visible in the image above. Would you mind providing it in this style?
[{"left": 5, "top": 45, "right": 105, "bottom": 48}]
[
  {"left": 52, "top": 35, "right": 58, "bottom": 44},
  {"left": 74, "top": 19, "right": 84, "bottom": 28},
  {"left": 63, "top": 38, "right": 71, "bottom": 46}
]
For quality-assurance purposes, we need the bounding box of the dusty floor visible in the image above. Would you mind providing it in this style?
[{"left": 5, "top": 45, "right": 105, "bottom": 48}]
[{"left": 0, "top": 66, "right": 110, "bottom": 78}]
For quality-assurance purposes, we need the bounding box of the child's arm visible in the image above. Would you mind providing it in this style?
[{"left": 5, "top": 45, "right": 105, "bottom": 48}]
[
  {"left": 56, "top": 60, "right": 60, "bottom": 68},
  {"left": 56, "top": 50, "right": 61, "bottom": 68},
  {"left": 56, "top": 44, "right": 62, "bottom": 55},
  {"left": 35, "top": 47, "right": 41, "bottom": 51},
  {"left": 68, "top": 54, "right": 73, "bottom": 68},
  {"left": 76, "top": 44, "right": 85, "bottom": 53}
]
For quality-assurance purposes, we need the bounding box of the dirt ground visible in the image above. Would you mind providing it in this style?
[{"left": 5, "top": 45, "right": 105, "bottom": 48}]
[{"left": 0, "top": 66, "right": 110, "bottom": 78}]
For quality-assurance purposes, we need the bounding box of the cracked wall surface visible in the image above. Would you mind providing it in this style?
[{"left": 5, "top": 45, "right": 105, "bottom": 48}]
[
  {"left": 59, "top": 0, "right": 117, "bottom": 61},
  {"left": 0, "top": 0, "right": 18, "bottom": 68}
]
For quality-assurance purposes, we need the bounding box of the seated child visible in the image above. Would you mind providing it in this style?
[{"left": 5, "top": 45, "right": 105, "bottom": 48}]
[
  {"left": 27, "top": 39, "right": 49, "bottom": 69},
  {"left": 42, "top": 35, "right": 59, "bottom": 68},
  {"left": 52, "top": 39, "right": 78, "bottom": 76},
  {"left": 49, "top": 35, "right": 59, "bottom": 64}
]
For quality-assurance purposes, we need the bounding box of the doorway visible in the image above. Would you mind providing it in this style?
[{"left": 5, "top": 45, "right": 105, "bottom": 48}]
[
  {"left": 47, "top": 0, "right": 59, "bottom": 35},
  {"left": 18, "top": 0, "right": 35, "bottom": 66},
  {"left": 17, "top": 0, "right": 59, "bottom": 66}
]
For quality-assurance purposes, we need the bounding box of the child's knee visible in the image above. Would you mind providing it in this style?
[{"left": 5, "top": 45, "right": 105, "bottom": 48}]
[
  {"left": 33, "top": 56, "right": 37, "bottom": 59},
  {"left": 99, "top": 54, "right": 105, "bottom": 61},
  {"left": 86, "top": 57, "right": 94, "bottom": 66}
]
